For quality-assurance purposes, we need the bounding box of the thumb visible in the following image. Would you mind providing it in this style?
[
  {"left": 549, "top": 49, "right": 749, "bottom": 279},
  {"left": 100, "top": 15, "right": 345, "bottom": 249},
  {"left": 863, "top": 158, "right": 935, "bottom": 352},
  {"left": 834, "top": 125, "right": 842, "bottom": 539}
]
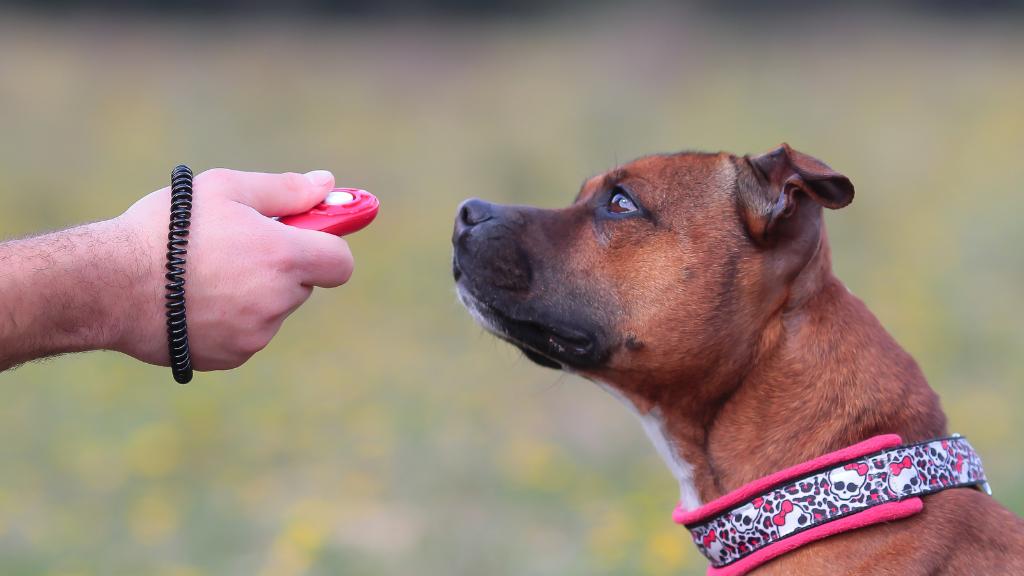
[{"left": 196, "top": 168, "right": 335, "bottom": 217}]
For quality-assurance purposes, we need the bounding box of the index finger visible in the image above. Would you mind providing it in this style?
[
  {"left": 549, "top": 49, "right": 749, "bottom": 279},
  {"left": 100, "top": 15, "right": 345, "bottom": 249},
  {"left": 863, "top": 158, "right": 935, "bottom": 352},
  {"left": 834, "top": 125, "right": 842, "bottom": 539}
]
[{"left": 287, "top": 227, "right": 355, "bottom": 288}]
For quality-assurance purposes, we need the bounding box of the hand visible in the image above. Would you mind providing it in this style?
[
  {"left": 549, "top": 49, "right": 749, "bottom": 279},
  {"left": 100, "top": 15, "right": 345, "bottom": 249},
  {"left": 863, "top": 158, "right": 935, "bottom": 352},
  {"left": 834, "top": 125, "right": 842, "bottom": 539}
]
[{"left": 111, "top": 169, "right": 354, "bottom": 370}]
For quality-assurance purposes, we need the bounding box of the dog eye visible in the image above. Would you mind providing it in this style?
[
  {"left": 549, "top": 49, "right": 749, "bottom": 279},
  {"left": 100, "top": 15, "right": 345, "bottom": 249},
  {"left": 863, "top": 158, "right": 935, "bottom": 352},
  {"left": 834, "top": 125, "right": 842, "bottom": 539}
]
[{"left": 608, "top": 187, "right": 639, "bottom": 215}]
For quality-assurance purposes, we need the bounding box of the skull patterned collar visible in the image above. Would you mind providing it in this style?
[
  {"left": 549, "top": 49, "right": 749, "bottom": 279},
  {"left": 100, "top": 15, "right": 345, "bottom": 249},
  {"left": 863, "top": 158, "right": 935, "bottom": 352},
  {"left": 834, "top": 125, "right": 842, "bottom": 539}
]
[{"left": 674, "top": 434, "right": 990, "bottom": 576}]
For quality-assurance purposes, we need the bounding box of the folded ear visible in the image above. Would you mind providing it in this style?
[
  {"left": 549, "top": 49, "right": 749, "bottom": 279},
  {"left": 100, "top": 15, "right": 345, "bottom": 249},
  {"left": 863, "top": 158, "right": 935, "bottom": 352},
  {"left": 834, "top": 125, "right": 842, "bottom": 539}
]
[{"left": 740, "top": 143, "right": 854, "bottom": 245}]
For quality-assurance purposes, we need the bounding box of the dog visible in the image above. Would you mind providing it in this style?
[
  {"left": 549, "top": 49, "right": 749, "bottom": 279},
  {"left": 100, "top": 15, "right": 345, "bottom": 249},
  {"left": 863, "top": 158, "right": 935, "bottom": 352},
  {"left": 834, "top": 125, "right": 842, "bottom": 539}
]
[{"left": 452, "top": 144, "right": 1024, "bottom": 574}]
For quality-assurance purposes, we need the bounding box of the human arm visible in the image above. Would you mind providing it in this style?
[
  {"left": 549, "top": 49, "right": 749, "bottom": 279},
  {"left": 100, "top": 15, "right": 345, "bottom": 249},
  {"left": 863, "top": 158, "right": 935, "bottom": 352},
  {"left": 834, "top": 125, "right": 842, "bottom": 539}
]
[{"left": 0, "top": 169, "right": 353, "bottom": 373}]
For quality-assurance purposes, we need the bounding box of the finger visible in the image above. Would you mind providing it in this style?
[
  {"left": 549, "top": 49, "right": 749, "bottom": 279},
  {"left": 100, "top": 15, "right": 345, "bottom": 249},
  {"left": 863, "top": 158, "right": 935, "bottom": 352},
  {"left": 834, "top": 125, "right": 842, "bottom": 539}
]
[
  {"left": 287, "top": 228, "right": 355, "bottom": 288},
  {"left": 195, "top": 168, "right": 335, "bottom": 217}
]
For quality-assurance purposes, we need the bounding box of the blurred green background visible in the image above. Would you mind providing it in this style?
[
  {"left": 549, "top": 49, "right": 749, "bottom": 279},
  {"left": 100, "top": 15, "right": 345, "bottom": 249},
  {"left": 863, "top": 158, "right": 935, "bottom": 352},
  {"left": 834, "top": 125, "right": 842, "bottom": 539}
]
[{"left": 1, "top": 3, "right": 1022, "bottom": 575}]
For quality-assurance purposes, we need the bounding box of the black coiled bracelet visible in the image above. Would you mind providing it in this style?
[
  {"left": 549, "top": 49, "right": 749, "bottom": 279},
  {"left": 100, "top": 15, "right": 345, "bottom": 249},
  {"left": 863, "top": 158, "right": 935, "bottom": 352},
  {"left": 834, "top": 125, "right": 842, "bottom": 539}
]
[{"left": 166, "top": 165, "right": 194, "bottom": 384}]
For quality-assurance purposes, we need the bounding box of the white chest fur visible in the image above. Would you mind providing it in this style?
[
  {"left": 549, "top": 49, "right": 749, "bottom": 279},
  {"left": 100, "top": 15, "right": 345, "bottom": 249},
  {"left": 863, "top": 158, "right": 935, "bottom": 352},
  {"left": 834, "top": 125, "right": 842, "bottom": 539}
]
[{"left": 597, "top": 383, "right": 701, "bottom": 511}]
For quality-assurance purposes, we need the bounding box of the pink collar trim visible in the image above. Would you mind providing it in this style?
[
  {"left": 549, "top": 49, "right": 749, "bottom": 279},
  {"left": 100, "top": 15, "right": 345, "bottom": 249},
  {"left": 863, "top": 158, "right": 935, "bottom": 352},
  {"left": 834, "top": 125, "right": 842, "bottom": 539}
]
[{"left": 674, "top": 434, "right": 989, "bottom": 576}]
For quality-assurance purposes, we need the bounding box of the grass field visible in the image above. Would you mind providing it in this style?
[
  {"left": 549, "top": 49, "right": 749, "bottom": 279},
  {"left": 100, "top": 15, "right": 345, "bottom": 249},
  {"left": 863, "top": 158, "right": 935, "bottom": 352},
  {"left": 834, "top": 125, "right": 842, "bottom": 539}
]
[{"left": 0, "top": 7, "right": 1022, "bottom": 575}]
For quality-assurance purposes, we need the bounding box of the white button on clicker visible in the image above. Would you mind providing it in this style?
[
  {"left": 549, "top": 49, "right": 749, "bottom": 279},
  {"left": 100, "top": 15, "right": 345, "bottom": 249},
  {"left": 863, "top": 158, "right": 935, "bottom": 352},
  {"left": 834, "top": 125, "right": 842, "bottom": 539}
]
[{"left": 324, "top": 191, "right": 355, "bottom": 205}]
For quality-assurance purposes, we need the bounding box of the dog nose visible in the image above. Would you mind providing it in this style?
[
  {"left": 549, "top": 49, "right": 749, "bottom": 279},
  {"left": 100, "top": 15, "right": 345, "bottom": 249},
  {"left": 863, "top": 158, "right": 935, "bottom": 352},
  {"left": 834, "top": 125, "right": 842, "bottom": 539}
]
[{"left": 458, "top": 198, "right": 494, "bottom": 227}]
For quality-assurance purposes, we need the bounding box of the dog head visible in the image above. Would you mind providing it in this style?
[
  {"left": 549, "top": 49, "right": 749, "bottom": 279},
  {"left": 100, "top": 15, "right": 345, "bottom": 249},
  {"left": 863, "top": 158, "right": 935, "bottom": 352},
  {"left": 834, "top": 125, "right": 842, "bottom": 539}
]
[{"left": 452, "top": 144, "right": 853, "bottom": 406}]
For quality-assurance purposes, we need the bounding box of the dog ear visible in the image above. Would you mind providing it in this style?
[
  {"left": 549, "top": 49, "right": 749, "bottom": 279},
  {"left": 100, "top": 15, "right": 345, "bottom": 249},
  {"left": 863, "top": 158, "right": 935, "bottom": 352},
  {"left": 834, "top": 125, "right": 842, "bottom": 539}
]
[{"left": 740, "top": 143, "right": 854, "bottom": 245}]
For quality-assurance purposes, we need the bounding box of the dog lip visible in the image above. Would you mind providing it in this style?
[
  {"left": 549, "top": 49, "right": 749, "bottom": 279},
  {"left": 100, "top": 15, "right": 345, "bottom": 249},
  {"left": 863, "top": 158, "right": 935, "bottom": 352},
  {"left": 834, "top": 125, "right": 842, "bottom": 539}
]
[
  {"left": 522, "top": 347, "right": 562, "bottom": 369},
  {"left": 455, "top": 277, "right": 606, "bottom": 369},
  {"left": 472, "top": 298, "right": 599, "bottom": 364},
  {"left": 543, "top": 325, "right": 593, "bottom": 353}
]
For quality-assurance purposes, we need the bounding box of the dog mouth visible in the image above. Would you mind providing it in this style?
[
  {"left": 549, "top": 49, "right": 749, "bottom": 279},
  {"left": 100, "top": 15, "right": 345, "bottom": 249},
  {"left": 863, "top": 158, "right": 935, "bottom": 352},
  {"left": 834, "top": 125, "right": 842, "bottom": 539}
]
[
  {"left": 487, "top": 304, "right": 596, "bottom": 368},
  {"left": 456, "top": 284, "right": 601, "bottom": 370}
]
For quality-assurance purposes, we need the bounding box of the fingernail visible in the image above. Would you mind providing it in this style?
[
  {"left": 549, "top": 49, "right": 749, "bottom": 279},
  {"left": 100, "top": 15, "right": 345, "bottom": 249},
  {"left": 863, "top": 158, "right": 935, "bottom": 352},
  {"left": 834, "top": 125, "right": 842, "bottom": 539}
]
[{"left": 304, "top": 170, "right": 334, "bottom": 189}]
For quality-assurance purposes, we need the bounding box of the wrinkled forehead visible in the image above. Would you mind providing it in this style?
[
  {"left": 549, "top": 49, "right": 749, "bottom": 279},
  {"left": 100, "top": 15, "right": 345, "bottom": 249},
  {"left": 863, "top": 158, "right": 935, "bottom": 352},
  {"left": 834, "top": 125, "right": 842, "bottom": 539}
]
[{"left": 578, "top": 152, "right": 738, "bottom": 207}]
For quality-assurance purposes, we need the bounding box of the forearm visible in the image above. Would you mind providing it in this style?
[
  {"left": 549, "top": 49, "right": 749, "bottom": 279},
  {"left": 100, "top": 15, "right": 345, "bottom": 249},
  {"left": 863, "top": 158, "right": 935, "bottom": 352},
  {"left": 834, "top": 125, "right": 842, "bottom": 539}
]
[{"left": 0, "top": 219, "right": 146, "bottom": 371}]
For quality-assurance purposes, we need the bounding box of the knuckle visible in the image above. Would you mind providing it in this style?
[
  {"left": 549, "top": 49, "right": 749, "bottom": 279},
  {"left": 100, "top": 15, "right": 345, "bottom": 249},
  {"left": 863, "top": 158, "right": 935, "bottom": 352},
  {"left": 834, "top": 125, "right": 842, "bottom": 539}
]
[
  {"left": 336, "top": 240, "right": 355, "bottom": 284},
  {"left": 237, "top": 329, "right": 273, "bottom": 358},
  {"left": 281, "top": 172, "right": 308, "bottom": 194},
  {"left": 273, "top": 241, "right": 303, "bottom": 274},
  {"left": 335, "top": 253, "right": 354, "bottom": 286},
  {"left": 196, "top": 168, "right": 232, "bottom": 189},
  {"left": 335, "top": 237, "right": 353, "bottom": 258},
  {"left": 257, "top": 232, "right": 298, "bottom": 272},
  {"left": 315, "top": 237, "right": 353, "bottom": 287}
]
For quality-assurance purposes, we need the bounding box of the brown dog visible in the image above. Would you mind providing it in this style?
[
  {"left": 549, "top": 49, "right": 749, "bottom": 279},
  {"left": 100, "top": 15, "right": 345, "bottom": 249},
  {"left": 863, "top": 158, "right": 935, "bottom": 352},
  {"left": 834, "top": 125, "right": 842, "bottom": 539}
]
[{"left": 452, "top": 144, "right": 1024, "bottom": 574}]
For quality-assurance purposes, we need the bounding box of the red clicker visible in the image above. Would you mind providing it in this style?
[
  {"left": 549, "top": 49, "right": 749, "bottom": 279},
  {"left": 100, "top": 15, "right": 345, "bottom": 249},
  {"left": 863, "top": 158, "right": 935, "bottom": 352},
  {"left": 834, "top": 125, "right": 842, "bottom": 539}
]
[{"left": 279, "top": 188, "right": 379, "bottom": 236}]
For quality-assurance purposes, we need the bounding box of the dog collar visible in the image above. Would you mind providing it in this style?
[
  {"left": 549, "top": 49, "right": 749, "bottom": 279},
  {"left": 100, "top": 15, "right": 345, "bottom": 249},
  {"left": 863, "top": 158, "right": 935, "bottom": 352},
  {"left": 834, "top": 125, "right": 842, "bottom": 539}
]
[{"left": 674, "top": 434, "right": 990, "bottom": 576}]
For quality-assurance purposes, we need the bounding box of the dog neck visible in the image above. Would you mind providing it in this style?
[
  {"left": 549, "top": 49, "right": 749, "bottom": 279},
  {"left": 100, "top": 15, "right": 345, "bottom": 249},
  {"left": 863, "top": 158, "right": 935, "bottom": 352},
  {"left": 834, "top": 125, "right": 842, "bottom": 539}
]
[{"left": 601, "top": 237, "right": 948, "bottom": 511}]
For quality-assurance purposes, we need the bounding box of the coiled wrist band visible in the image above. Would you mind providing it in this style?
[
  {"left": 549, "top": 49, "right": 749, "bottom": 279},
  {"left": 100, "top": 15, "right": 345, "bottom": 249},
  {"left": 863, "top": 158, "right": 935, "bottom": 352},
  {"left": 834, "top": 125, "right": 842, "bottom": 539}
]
[{"left": 166, "top": 165, "right": 194, "bottom": 384}]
